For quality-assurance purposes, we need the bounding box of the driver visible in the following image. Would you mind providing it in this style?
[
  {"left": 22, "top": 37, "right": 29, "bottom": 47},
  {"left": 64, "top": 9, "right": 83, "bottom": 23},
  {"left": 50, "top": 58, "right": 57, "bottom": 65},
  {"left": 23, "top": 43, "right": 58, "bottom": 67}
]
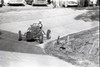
[
  {"left": 38, "top": 19, "right": 45, "bottom": 34},
  {"left": 38, "top": 19, "right": 43, "bottom": 29}
]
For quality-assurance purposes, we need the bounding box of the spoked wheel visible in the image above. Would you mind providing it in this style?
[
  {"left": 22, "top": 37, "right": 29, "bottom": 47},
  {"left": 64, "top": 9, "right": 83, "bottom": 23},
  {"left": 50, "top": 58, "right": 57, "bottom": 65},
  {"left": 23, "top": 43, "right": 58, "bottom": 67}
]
[
  {"left": 39, "top": 34, "right": 43, "bottom": 44},
  {"left": 18, "top": 30, "right": 22, "bottom": 41},
  {"left": 46, "top": 29, "right": 51, "bottom": 39}
]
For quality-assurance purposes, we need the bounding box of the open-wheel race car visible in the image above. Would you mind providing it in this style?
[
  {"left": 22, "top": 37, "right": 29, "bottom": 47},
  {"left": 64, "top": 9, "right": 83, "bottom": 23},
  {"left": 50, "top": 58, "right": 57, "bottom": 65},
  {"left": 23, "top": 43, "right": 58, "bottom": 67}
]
[{"left": 18, "top": 23, "right": 51, "bottom": 44}]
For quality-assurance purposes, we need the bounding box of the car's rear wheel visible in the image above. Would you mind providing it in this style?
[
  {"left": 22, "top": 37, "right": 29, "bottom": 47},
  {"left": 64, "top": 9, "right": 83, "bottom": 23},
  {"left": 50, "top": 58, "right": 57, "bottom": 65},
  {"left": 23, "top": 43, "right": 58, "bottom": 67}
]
[
  {"left": 18, "top": 30, "right": 22, "bottom": 41},
  {"left": 0, "top": 5, "right": 2, "bottom": 7}
]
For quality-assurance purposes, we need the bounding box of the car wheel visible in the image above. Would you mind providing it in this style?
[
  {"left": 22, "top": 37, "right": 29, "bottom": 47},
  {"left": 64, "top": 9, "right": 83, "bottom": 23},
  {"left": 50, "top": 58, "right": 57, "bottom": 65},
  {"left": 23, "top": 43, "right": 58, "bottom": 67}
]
[
  {"left": 18, "top": 30, "right": 22, "bottom": 41},
  {"left": 39, "top": 34, "right": 43, "bottom": 44},
  {"left": 26, "top": 31, "right": 32, "bottom": 41},
  {"left": 46, "top": 29, "right": 51, "bottom": 39}
]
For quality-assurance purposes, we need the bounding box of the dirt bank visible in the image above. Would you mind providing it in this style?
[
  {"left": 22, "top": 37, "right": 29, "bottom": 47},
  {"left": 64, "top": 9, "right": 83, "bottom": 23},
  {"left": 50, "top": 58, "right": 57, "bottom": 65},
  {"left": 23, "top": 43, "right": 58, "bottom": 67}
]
[{"left": 45, "top": 26, "right": 99, "bottom": 67}]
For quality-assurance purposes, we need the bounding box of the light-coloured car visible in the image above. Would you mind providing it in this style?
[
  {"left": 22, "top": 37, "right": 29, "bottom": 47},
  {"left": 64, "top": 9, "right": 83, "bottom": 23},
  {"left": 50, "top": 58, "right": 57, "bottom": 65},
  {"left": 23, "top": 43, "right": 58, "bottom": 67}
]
[
  {"left": 60, "top": 0, "right": 78, "bottom": 7},
  {"left": 8, "top": 0, "right": 26, "bottom": 5},
  {"left": 89, "top": 0, "right": 98, "bottom": 6},
  {"left": 32, "top": 0, "right": 47, "bottom": 6},
  {"left": 0, "top": 0, "right": 3, "bottom": 7}
]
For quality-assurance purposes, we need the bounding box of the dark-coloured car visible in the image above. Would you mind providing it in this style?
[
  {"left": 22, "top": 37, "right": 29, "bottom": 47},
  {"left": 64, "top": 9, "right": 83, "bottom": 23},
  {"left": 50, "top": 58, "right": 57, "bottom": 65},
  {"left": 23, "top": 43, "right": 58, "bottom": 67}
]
[{"left": 8, "top": 0, "right": 26, "bottom": 6}]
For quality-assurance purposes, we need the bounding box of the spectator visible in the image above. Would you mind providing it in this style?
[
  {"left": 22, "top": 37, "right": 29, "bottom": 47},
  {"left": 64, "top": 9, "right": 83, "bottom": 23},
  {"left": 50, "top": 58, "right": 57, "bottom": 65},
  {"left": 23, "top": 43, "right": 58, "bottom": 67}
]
[
  {"left": 52, "top": 0, "right": 56, "bottom": 8},
  {"left": 93, "top": 0, "right": 97, "bottom": 7}
]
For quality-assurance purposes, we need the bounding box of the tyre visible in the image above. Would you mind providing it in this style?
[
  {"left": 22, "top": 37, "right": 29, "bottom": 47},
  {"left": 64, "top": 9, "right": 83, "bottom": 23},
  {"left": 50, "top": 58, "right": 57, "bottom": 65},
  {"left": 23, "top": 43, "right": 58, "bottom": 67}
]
[
  {"left": 46, "top": 29, "right": 51, "bottom": 39},
  {"left": 39, "top": 34, "right": 43, "bottom": 44},
  {"left": 26, "top": 31, "right": 32, "bottom": 41},
  {"left": 18, "top": 30, "right": 22, "bottom": 41}
]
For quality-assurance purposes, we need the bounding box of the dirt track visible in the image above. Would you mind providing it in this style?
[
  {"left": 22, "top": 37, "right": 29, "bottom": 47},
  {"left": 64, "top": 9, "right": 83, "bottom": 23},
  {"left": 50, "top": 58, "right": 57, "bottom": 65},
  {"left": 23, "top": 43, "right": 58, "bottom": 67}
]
[{"left": 0, "top": 6, "right": 99, "bottom": 67}]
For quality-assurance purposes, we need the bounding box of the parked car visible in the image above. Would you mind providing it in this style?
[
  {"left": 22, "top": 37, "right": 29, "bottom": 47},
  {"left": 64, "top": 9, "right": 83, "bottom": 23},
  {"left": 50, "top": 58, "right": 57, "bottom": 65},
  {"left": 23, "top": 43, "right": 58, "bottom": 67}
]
[
  {"left": 0, "top": 0, "right": 3, "bottom": 7},
  {"left": 60, "top": 0, "right": 78, "bottom": 7},
  {"left": 8, "top": 0, "right": 26, "bottom": 6},
  {"left": 25, "top": 0, "right": 33, "bottom": 5},
  {"left": 32, "top": 0, "right": 48, "bottom": 6}
]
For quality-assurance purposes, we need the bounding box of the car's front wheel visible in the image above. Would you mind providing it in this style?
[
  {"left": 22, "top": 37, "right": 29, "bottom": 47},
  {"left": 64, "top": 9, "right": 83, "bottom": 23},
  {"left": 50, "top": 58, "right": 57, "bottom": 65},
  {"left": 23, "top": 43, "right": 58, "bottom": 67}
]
[
  {"left": 39, "top": 34, "right": 43, "bottom": 44},
  {"left": 26, "top": 31, "right": 32, "bottom": 41}
]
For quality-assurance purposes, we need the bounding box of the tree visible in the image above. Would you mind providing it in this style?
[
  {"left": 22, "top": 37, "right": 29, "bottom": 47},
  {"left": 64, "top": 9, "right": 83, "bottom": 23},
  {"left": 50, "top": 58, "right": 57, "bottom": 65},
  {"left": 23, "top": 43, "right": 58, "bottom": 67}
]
[
  {"left": 78, "top": 0, "right": 90, "bottom": 7},
  {"left": 84, "top": 0, "right": 90, "bottom": 7}
]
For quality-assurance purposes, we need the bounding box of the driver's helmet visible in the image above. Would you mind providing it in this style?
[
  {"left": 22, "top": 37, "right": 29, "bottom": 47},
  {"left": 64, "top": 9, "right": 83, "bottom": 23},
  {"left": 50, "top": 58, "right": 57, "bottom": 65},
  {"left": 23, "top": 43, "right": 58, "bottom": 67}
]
[
  {"left": 38, "top": 19, "right": 43, "bottom": 29},
  {"left": 39, "top": 19, "right": 42, "bottom": 23}
]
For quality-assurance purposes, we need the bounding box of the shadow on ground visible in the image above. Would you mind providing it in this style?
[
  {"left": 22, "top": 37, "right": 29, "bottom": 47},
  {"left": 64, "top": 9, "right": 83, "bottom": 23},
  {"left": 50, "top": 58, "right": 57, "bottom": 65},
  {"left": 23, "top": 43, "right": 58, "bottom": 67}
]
[
  {"left": 74, "top": 7, "right": 99, "bottom": 22},
  {"left": 71, "top": 6, "right": 99, "bottom": 10},
  {"left": 0, "top": 30, "right": 45, "bottom": 55}
]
